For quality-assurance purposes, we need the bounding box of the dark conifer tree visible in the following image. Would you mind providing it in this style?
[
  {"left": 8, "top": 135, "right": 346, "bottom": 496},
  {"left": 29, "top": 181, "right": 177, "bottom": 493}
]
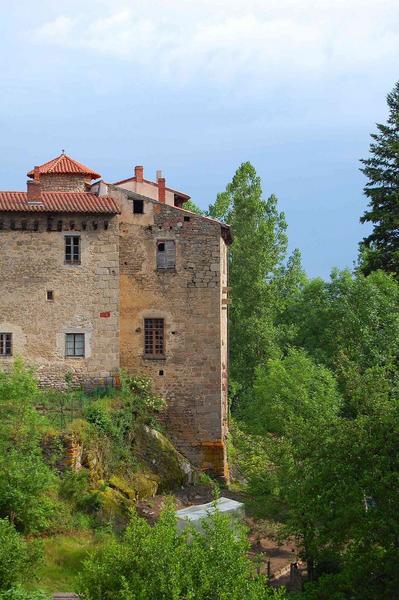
[{"left": 360, "top": 81, "right": 399, "bottom": 276}]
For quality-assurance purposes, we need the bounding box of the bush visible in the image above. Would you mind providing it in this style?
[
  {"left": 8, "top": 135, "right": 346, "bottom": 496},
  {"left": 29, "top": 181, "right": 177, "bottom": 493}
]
[
  {"left": 0, "top": 589, "right": 50, "bottom": 600},
  {"left": 0, "top": 519, "right": 40, "bottom": 591},
  {"left": 247, "top": 348, "right": 341, "bottom": 435},
  {"left": 78, "top": 502, "right": 286, "bottom": 600}
]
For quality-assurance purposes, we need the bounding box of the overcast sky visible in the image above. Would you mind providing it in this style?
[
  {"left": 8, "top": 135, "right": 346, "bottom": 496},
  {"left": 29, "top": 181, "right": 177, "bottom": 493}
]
[{"left": 0, "top": 1, "right": 398, "bottom": 276}]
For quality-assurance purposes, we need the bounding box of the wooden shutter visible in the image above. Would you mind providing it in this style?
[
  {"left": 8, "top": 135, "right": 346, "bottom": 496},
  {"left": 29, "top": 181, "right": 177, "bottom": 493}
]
[
  {"left": 165, "top": 240, "right": 176, "bottom": 269},
  {"left": 157, "top": 240, "right": 175, "bottom": 269}
]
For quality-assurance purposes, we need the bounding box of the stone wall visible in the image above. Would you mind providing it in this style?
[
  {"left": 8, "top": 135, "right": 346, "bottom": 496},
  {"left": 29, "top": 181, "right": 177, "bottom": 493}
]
[
  {"left": 0, "top": 212, "right": 120, "bottom": 387},
  {"left": 39, "top": 174, "right": 92, "bottom": 192},
  {"left": 115, "top": 187, "right": 229, "bottom": 474}
]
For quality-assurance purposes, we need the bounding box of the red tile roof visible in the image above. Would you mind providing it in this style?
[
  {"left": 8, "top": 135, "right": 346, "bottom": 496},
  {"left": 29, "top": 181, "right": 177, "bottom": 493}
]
[
  {"left": 0, "top": 192, "right": 119, "bottom": 214},
  {"left": 27, "top": 153, "right": 101, "bottom": 180}
]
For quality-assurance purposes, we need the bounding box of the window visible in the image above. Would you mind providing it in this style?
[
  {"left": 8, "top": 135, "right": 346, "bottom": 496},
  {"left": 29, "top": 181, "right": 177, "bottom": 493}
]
[
  {"left": 0, "top": 333, "right": 12, "bottom": 357},
  {"left": 157, "top": 240, "right": 176, "bottom": 270},
  {"left": 133, "top": 199, "right": 144, "bottom": 214},
  {"left": 65, "top": 236, "right": 80, "bottom": 264},
  {"left": 144, "top": 319, "right": 164, "bottom": 356},
  {"left": 65, "top": 333, "right": 85, "bottom": 357},
  {"left": 47, "top": 290, "right": 54, "bottom": 301}
]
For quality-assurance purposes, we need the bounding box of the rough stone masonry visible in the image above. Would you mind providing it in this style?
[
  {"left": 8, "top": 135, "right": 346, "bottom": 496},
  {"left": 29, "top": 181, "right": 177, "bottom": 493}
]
[{"left": 0, "top": 153, "right": 231, "bottom": 477}]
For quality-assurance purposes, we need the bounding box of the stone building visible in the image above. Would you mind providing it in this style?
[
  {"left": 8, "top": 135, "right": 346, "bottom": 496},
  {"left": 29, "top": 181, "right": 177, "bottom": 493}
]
[{"left": 0, "top": 153, "right": 231, "bottom": 476}]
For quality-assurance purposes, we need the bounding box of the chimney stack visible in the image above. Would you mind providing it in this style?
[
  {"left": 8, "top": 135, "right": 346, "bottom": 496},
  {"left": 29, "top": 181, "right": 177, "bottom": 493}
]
[
  {"left": 158, "top": 177, "right": 166, "bottom": 203},
  {"left": 27, "top": 166, "right": 42, "bottom": 202},
  {"left": 135, "top": 165, "right": 144, "bottom": 182}
]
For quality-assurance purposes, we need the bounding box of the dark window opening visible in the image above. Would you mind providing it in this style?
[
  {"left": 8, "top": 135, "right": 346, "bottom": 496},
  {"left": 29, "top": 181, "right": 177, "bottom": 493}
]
[
  {"left": 57, "top": 221, "right": 63, "bottom": 232},
  {"left": 104, "top": 221, "right": 109, "bottom": 230},
  {"left": 144, "top": 319, "right": 165, "bottom": 356},
  {"left": 0, "top": 222, "right": 3, "bottom": 230},
  {"left": 65, "top": 235, "right": 81, "bottom": 264},
  {"left": 33, "top": 221, "right": 39, "bottom": 231},
  {"left": 82, "top": 222, "right": 87, "bottom": 231},
  {"left": 47, "top": 290, "right": 54, "bottom": 301},
  {"left": 65, "top": 333, "right": 85, "bottom": 357},
  {"left": 92, "top": 222, "right": 98, "bottom": 230},
  {"left": 157, "top": 240, "right": 176, "bottom": 270},
  {"left": 159, "top": 369, "right": 164, "bottom": 376},
  {"left": 0, "top": 333, "right": 12, "bottom": 356},
  {"left": 47, "top": 219, "right": 53, "bottom": 231},
  {"left": 133, "top": 199, "right": 144, "bottom": 214},
  {"left": 184, "top": 215, "right": 190, "bottom": 222},
  {"left": 70, "top": 221, "right": 75, "bottom": 230}
]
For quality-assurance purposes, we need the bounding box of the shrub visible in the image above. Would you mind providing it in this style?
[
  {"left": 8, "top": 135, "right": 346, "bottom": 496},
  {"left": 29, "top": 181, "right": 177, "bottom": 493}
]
[
  {"left": 0, "top": 519, "right": 41, "bottom": 591},
  {"left": 79, "top": 502, "right": 286, "bottom": 600},
  {"left": 247, "top": 348, "right": 341, "bottom": 435},
  {"left": 0, "top": 589, "right": 50, "bottom": 600}
]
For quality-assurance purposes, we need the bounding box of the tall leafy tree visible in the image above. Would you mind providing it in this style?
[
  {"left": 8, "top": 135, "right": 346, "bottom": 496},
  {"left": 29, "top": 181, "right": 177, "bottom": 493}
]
[
  {"left": 359, "top": 81, "right": 399, "bottom": 276},
  {"left": 209, "top": 162, "right": 303, "bottom": 398}
]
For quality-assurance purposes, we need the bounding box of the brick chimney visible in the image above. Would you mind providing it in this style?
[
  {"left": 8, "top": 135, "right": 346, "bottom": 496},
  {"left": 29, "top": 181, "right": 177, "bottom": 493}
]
[
  {"left": 27, "top": 166, "right": 42, "bottom": 202},
  {"left": 158, "top": 177, "right": 166, "bottom": 203},
  {"left": 134, "top": 165, "right": 144, "bottom": 182}
]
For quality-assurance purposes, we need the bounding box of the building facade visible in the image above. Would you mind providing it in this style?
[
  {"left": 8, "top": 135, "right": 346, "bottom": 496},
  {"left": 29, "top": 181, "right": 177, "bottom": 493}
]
[{"left": 0, "top": 153, "right": 230, "bottom": 476}]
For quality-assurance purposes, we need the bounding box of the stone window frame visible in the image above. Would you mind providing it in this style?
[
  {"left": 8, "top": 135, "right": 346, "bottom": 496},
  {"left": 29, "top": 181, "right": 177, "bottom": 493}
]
[
  {"left": 64, "top": 234, "right": 81, "bottom": 265},
  {"left": 65, "top": 333, "right": 85, "bottom": 358},
  {"left": 156, "top": 239, "right": 176, "bottom": 271},
  {"left": 0, "top": 332, "right": 12, "bottom": 357},
  {"left": 144, "top": 318, "right": 165, "bottom": 358}
]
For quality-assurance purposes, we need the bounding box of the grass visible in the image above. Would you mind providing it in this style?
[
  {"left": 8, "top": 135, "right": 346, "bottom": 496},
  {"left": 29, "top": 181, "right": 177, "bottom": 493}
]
[{"left": 26, "top": 530, "right": 107, "bottom": 594}]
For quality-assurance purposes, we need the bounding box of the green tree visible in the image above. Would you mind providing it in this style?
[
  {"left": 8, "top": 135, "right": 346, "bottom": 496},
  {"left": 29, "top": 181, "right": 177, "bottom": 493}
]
[
  {"left": 359, "top": 81, "right": 399, "bottom": 276},
  {"left": 282, "top": 269, "right": 399, "bottom": 415},
  {"left": 79, "top": 502, "right": 285, "bottom": 600},
  {"left": 247, "top": 348, "right": 341, "bottom": 435},
  {"left": 210, "top": 162, "right": 303, "bottom": 398},
  {"left": 0, "top": 519, "right": 40, "bottom": 591},
  {"left": 0, "top": 362, "right": 57, "bottom": 532}
]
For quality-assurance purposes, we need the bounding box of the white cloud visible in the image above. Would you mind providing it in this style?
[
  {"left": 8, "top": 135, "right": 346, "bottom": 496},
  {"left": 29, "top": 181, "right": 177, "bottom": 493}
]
[{"left": 33, "top": 0, "right": 399, "bottom": 86}]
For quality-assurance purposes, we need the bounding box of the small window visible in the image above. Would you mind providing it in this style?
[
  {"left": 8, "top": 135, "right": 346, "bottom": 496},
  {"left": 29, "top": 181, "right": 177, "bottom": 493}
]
[
  {"left": 65, "top": 333, "right": 85, "bottom": 357},
  {"left": 133, "top": 199, "right": 144, "bottom": 214},
  {"left": 0, "top": 333, "right": 12, "bottom": 356},
  {"left": 144, "top": 319, "right": 165, "bottom": 356},
  {"left": 184, "top": 215, "right": 190, "bottom": 222},
  {"left": 157, "top": 240, "right": 176, "bottom": 270},
  {"left": 47, "top": 290, "right": 54, "bottom": 301},
  {"left": 65, "top": 236, "right": 81, "bottom": 264}
]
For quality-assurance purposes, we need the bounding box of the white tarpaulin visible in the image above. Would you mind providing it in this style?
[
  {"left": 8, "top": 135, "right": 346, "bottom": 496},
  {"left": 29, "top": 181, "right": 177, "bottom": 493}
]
[{"left": 176, "top": 497, "right": 245, "bottom": 533}]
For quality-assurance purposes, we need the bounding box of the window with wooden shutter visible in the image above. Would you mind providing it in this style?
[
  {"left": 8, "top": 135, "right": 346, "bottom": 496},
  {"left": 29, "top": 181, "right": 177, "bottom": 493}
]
[{"left": 157, "top": 240, "right": 176, "bottom": 270}]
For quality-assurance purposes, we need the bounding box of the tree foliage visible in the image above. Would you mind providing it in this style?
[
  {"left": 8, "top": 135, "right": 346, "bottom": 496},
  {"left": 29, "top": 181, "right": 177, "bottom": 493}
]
[
  {"left": 0, "top": 362, "right": 57, "bottom": 533},
  {"left": 359, "top": 81, "right": 399, "bottom": 276},
  {"left": 210, "top": 162, "right": 303, "bottom": 397},
  {"left": 79, "top": 502, "right": 285, "bottom": 600},
  {"left": 246, "top": 348, "right": 341, "bottom": 435}
]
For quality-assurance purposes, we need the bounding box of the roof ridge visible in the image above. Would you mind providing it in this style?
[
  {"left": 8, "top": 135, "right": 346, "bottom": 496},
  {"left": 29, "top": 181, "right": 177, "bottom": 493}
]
[{"left": 27, "top": 154, "right": 101, "bottom": 180}]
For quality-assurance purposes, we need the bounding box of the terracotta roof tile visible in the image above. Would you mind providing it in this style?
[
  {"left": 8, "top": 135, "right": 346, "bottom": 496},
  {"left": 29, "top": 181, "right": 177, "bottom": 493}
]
[
  {"left": 0, "top": 192, "right": 119, "bottom": 214},
  {"left": 27, "top": 153, "right": 101, "bottom": 180}
]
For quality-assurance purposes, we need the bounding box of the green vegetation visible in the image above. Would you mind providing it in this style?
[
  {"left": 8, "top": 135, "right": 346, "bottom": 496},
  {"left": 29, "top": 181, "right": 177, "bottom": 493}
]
[
  {"left": 359, "top": 81, "right": 399, "bottom": 277},
  {"left": 78, "top": 503, "right": 284, "bottom": 600}
]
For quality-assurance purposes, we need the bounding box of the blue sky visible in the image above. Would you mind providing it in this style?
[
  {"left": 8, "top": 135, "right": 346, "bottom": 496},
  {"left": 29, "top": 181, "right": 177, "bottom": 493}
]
[{"left": 0, "top": 0, "right": 398, "bottom": 277}]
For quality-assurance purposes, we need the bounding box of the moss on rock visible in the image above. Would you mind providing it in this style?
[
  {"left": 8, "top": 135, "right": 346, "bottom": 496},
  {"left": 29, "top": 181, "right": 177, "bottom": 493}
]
[{"left": 134, "top": 426, "right": 194, "bottom": 491}]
